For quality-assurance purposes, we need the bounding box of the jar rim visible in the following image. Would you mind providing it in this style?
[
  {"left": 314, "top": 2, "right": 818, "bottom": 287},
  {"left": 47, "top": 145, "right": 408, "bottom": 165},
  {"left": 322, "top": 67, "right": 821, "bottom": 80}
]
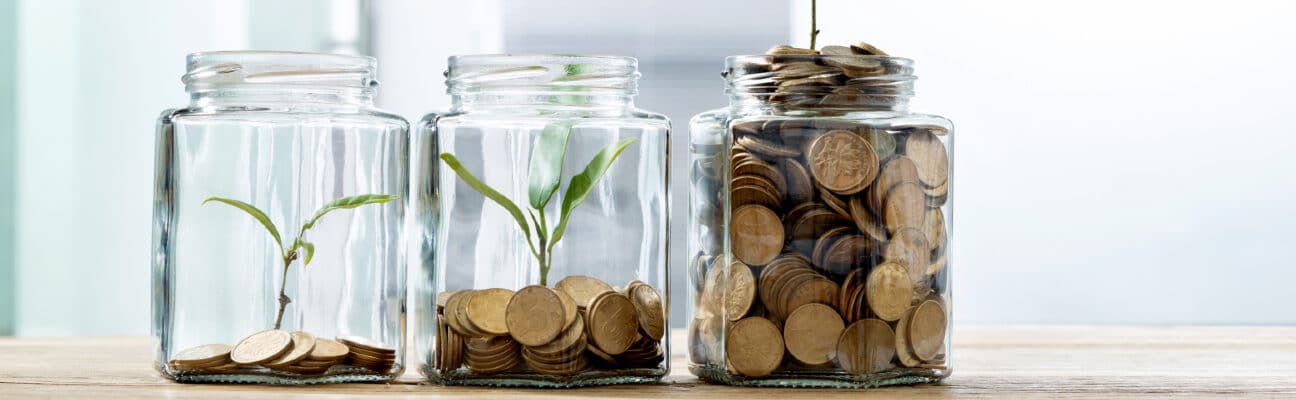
[
  {"left": 183, "top": 50, "right": 378, "bottom": 94},
  {"left": 446, "top": 54, "right": 640, "bottom": 97}
]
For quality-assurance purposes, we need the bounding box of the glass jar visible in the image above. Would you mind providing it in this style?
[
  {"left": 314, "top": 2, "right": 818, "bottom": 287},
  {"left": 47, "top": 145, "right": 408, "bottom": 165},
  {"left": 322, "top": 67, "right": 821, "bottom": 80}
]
[
  {"left": 152, "top": 51, "right": 408, "bottom": 384},
  {"left": 412, "top": 55, "right": 670, "bottom": 387},
  {"left": 686, "top": 52, "right": 953, "bottom": 387}
]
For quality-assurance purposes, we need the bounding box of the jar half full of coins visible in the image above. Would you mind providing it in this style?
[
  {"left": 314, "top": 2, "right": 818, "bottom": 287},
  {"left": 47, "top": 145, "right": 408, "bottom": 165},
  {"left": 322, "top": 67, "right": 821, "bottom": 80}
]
[
  {"left": 686, "top": 43, "right": 953, "bottom": 387},
  {"left": 152, "top": 51, "right": 408, "bottom": 384},
  {"left": 412, "top": 55, "right": 671, "bottom": 387}
]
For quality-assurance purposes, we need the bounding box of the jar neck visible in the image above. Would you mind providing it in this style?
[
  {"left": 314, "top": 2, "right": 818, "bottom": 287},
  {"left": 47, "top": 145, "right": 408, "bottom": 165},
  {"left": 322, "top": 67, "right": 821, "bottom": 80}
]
[
  {"left": 183, "top": 51, "right": 378, "bottom": 109},
  {"left": 724, "top": 55, "right": 915, "bottom": 116},
  {"left": 446, "top": 55, "right": 639, "bottom": 115}
]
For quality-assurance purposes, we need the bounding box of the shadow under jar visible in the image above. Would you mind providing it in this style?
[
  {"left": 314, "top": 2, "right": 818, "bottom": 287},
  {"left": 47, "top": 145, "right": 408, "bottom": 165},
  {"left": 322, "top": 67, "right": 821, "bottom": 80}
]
[
  {"left": 687, "top": 54, "right": 953, "bottom": 387},
  {"left": 152, "top": 51, "right": 408, "bottom": 384},
  {"left": 413, "top": 55, "right": 671, "bottom": 387}
]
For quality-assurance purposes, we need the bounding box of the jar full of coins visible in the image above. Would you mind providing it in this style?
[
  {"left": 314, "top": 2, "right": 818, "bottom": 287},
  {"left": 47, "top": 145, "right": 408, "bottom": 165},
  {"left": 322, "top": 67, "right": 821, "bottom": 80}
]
[
  {"left": 152, "top": 51, "right": 408, "bottom": 384},
  {"left": 687, "top": 43, "right": 953, "bottom": 387},
  {"left": 412, "top": 55, "right": 671, "bottom": 387}
]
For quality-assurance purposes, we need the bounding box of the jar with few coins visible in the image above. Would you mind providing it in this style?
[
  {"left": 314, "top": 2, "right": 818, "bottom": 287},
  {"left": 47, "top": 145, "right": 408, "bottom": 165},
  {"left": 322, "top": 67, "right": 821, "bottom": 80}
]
[
  {"left": 686, "top": 44, "right": 953, "bottom": 387},
  {"left": 152, "top": 51, "right": 408, "bottom": 384},
  {"left": 412, "top": 55, "right": 670, "bottom": 387}
]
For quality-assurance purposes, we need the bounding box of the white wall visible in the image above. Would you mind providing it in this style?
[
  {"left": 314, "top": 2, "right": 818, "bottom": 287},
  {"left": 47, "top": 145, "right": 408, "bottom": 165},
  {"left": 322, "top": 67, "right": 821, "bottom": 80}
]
[
  {"left": 794, "top": 0, "right": 1296, "bottom": 324},
  {"left": 14, "top": 0, "right": 252, "bottom": 336}
]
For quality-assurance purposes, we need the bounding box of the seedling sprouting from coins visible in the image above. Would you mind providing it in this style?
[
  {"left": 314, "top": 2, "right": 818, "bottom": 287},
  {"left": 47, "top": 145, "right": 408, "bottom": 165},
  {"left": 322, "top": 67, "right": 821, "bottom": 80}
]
[
  {"left": 440, "top": 124, "right": 637, "bottom": 286},
  {"left": 203, "top": 194, "right": 399, "bottom": 329}
]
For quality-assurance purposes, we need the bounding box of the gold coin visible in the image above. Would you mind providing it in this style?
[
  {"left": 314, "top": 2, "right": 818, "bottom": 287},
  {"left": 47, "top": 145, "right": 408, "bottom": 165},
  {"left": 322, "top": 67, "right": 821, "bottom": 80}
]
[
  {"left": 731, "top": 205, "right": 784, "bottom": 266},
  {"left": 779, "top": 159, "right": 814, "bottom": 205},
  {"left": 783, "top": 303, "right": 846, "bottom": 365},
  {"left": 869, "top": 156, "right": 920, "bottom": 214},
  {"left": 850, "top": 41, "right": 889, "bottom": 55},
  {"left": 230, "top": 329, "right": 292, "bottom": 365},
  {"left": 731, "top": 184, "right": 782, "bottom": 210},
  {"left": 894, "top": 306, "right": 923, "bottom": 367},
  {"left": 436, "top": 290, "right": 457, "bottom": 313},
  {"left": 505, "top": 285, "right": 567, "bottom": 347},
  {"left": 808, "top": 130, "right": 878, "bottom": 195},
  {"left": 723, "top": 261, "right": 757, "bottom": 321},
  {"left": 466, "top": 288, "right": 515, "bottom": 336},
  {"left": 819, "top": 45, "right": 853, "bottom": 56},
  {"left": 736, "top": 134, "right": 801, "bottom": 158},
  {"left": 586, "top": 291, "right": 639, "bottom": 355},
  {"left": 781, "top": 276, "right": 839, "bottom": 320},
  {"left": 733, "top": 158, "right": 788, "bottom": 197},
  {"left": 787, "top": 206, "right": 849, "bottom": 256},
  {"left": 909, "top": 299, "right": 948, "bottom": 361},
  {"left": 884, "top": 181, "right": 926, "bottom": 233},
  {"left": 865, "top": 261, "right": 912, "bottom": 321},
  {"left": 336, "top": 335, "right": 395, "bottom": 354},
  {"left": 928, "top": 253, "right": 948, "bottom": 276},
  {"left": 529, "top": 312, "right": 586, "bottom": 355},
  {"left": 629, "top": 284, "right": 666, "bottom": 341},
  {"left": 925, "top": 207, "right": 946, "bottom": 252},
  {"left": 725, "top": 317, "right": 784, "bottom": 377},
  {"left": 818, "top": 186, "right": 852, "bottom": 219},
  {"left": 766, "top": 45, "right": 818, "bottom": 55},
  {"left": 821, "top": 235, "right": 871, "bottom": 277},
  {"left": 884, "top": 227, "right": 931, "bottom": 286},
  {"left": 903, "top": 130, "right": 949, "bottom": 188},
  {"left": 836, "top": 319, "right": 895, "bottom": 374},
  {"left": 171, "top": 343, "right": 232, "bottom": 368},
  {"left": 264, "top": 331, "right": 317, "bottom": 368},
  {"left": 308, "top": 338, "right": 350, "bottom": 361},
  {"left": 555, "top": 288, "right": 579, "bottom": 330},
  {"left": 555, "top": 275, "right": 615, "bottom": 309},
  {"left": 444, "top": 290, "right": 477, "bottom": 336}
]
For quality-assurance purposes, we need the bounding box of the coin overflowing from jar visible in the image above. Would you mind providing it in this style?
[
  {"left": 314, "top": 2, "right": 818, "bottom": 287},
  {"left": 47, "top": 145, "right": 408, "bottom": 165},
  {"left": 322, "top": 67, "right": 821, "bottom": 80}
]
[
  {"left": 435, "top": 276, "right": 666, "bottom": 376},
  {"left": 168, "top": 330, "right": 395, "bottom": 375},
  {"left": 690, "top": 42, "right": 951, "bottom": 379}
]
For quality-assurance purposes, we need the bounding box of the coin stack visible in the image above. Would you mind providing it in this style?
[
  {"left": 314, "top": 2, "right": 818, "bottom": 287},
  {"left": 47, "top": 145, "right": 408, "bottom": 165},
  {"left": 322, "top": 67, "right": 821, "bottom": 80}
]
[
  {"left": 169, "top": 329, "right": 396, "bottom": 376},
  {"left": 730, "top": 42, "right": 912, "bottom": 112},
  {"left": 690, "top": 42, "right": 951, "bottom": 380},
  {"left": 435, "top": 275, "right": 666, "bottom": 376}
]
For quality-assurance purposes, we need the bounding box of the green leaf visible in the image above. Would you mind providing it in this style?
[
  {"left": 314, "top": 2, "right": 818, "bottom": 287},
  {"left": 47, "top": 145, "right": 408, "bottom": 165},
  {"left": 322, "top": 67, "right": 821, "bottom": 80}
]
[
  {"left": 301, "top": 194, "right": 399, "bottom": 232},
  {"left": 203, "top": 197, "right": 285, "bottom": 253},
  {"left": 439, "top": 153, "right": 537, "bottom": 255},
  {"left": 528, "top": 121, "right": 574, "bottom": 209},
  {"left": 548, "top": 138, "right": 638, "bottom": 251},
  {"left": 299, "top": 241, "right": 316, "bottom": 266}
]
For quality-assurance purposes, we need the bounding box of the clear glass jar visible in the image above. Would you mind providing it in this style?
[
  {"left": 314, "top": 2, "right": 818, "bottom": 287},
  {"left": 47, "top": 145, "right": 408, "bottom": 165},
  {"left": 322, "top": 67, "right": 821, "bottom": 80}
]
[
  {"left": 152, "top": 51, "right": 408, "bottom": 384},
  {"left": 687, "top": 53, "right": 953, "bottom": 387},
  {"left": 412, "top": 55, "right": 670, "bottom": 387}
]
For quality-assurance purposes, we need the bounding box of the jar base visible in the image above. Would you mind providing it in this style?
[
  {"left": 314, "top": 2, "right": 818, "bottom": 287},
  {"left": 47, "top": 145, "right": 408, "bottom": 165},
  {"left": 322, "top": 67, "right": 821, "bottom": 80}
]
[
  {"left": 689, "top": 364, "right": 948, "bottom": 388},
  {"left": 158, "top": 362, "right": 401, "bottom": 385},
  {"left": 424, "top": 365, "right": 666, "bottom": 388}
]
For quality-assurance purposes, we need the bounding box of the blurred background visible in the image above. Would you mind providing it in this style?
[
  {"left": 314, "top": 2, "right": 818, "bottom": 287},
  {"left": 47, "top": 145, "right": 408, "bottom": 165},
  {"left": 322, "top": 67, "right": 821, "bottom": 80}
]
[{"left": 0, "top": 0, "right": 1293, "bottom": 336}]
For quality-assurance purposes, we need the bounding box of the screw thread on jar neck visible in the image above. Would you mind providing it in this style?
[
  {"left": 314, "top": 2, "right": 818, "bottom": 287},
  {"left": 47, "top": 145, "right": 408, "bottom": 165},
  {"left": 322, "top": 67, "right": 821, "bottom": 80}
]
[
  {"left": 724, "top": 55, "right": 916, "bottom": 115},
  {"left": 183, "top": 51, "right": 378, "bottom": 107},
  {"left": 446, "top": 55, "right": 640, "bottom": 114}
]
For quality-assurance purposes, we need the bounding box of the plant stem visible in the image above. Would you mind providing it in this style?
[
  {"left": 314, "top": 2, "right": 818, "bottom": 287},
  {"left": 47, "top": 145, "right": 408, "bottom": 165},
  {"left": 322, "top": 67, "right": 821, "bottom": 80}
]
[
  {"left": 810, "top": 0, "right": 819, "bottom": 50},
  {"left": 536, "top": 208, "right": 550, "bottom": 286},
  {"left": 272, "top": 252, "right": 294, "bottom": 330}
]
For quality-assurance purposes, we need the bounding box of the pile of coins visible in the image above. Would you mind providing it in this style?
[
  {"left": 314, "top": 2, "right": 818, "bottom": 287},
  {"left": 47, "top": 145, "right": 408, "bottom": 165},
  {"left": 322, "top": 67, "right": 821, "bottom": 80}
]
[
  {"left": 168, "top": 330, "right": 395, "bottom": 375},
  {"left": 689, "top": 42, "right": 951, "bottom": 379},
  {"left": 728, "top": 42, "right": 914, "bottom": 111},
  {"left": 435, "top": 276, "right": 666, "bottom": 376}
]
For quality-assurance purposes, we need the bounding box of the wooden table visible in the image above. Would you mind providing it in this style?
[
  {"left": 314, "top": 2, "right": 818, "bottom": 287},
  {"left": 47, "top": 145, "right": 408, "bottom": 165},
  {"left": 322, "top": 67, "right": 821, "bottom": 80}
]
[{"left": 1, "top": 326, "right": 1293, "bottom": 399}]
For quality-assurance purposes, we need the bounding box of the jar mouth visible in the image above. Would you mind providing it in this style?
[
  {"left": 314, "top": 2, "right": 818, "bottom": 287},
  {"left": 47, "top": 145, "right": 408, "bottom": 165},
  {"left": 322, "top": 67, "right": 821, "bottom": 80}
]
[
  {"left": 446, "top": 54, "right": 639, "bottom": 96},
  {"left": 183, "top": 51, "right": 378, "bottom": 94},
  {"left": 724, "top": 55, "right": 916, "bottom": 111}
]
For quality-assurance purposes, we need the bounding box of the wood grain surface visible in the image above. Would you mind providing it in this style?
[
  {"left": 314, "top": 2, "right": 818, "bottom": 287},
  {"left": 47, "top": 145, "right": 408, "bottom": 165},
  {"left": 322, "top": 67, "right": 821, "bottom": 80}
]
[{"left": 1, "top": 325, "right": 1293, "bottom": 399}]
